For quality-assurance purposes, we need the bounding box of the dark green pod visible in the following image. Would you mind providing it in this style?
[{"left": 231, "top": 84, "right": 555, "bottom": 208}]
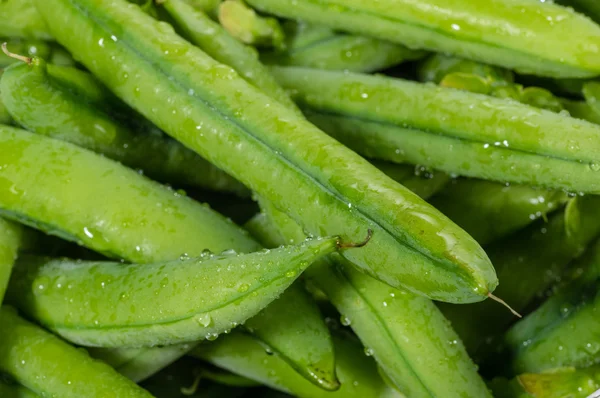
[
  {"left": 0, "top": 379, "right": 38, "bottom": 398},
  {"left": 0, "top": 306, "right": 152, "bottom": 397},
  {"left": 34, "top": 0, "right": 497, "bottom": 304},
  {"left": 0, "top": 218, "right": 22, "bottom": 304},
  {"left": 271, "top": 67, "right": 600, "bottom": 194},
  {"left": 429, "top": 179, "right": 569, "bottom": 246},
  {"left": 247, "top": 0, "right": 600, "bottom": 78},
  {"left": 1, "top": 57, "right": 247, "bottom": 196}
]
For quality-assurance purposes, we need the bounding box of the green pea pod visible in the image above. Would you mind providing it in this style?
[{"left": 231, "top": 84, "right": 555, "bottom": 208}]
[
  {"left": 0, "top": 306, "right": 152, "bottom": 397},
  {"left": 271, "top": 67, "right": 600, "bottom": 194},
  {"left": 261, "top": 200, "right": 491, "bottom": 398},
  {"left": 0, "top": 379, "right": 38, "bottom": 398},
  {"left": 158, "top": 0, "right": 298, "bottom": 111},
  {"left": 372, "top": 161, "right": 450, "bottom": 201},
  {"left": 562, "top": 98, "right": 600, "bottom": 124},
  {"left": 218, "top": 0, "right": 284, "bottom": 49},
  {"left": 439, "top": 195, "right": 600, "bottom": 355},
  {"left": 418, "top": 54, "right": 514, "bottom": 86},
  {"left": 0, "top": 39, "right": 75, "bottom": 68},
  {"left": 192, "top": 331, "right": 404, "bottom": 398},
  {"left": 0, "top": 218, "right": 22, "bottom": 304},
  {"left": 0, "top": 0, "right": 52, "bottom": 40},
  {"left": 261, "top": 32, "right": 426, "bottom": 73},
  {"left": 1, "top": 57, "right": 247, "bottom": 196},
  {"left": 429, "top": 179, "right": 569, "bottom": 246},
  {"left": 490, "top": 366, "right": 600, "bottom": 398},
  {"left": 7, "top": 237, "right": 338, "bottom": 347},
  {"left": 279, "top": 21, "right": 334, "bottom": 50},
  {"left": 247, "top": 0, "right": 600, "bottom": 78},
  {"left": 35, "top": 0, "right": 496, "bottom": 304}
]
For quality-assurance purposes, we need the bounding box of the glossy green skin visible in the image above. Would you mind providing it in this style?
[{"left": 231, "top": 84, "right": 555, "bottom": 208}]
[
  {"left": 0, "top": 0, "right": 52, "bottom": 40},
  {"left": 161, "top": 0, "right": 298, "bottom": 111},
  {"left": 271, "top": 67, "right": 600, "bottom": 194},
  {"left": 0, "top": 218, "right": 22, "bottom": 304},
  {"left": 261, "top": 201, "right": 491, "bottom": 398},
  {"left": 262, "top": 33, "right": 426, "bottom": 73},
  {"left": 430, "top": 179, "right": 569, "bottom": 246},
  {"left": 490, "top": 366, "right": 600, "bottom": 398},
  {"left": 1, "top": 59, "right": 247, "bottom": 196},
  {"left": 439, "top": 196, "right": 600, "bottom": 355},
  {"left": 218, "top": 0, "right": 284, "bottom": 49},
  {"left": 89, "top": 344, "right": 191, "bottom": 382},
  {"left": 372, "top": 161, "right": 450, "bottom": 201},
  {"left": 193, "top": 331, "right": 404, "bottom": 398},
  {"left": 505, "top": 242, "right": 600, "bottom": 374},
  {"left": 243, "top": 215, "right": 339, "bottom": 391},
  {"left": 0, "top": 306, "right": 152, "bottom": 397},
  {"left": 247, "top": 0, "right": 600, "bottom": 78},
  {"left": 35, "top": 0, "right": 495, "bottom": 304},
  {"left": 0, "top": 125, "right": 258, "bottom": 261},
  {"left": 7, "top": 238, "right": 334, "bottom": 347},
  {"left": 0, "top": 380, "right": 38, "bottom": 398}
]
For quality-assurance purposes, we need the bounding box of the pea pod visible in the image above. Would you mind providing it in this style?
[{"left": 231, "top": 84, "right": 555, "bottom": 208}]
[
  {"left": 261, "top": 23, "right": 426, "bottom": 73},
  {"left": 0, "top": 126, "right": 338, "bottom": 386},
  {"left": 192, "top": 331, "right": 403, "bottom": 398},
  {"left": 1, "top": 56, "right": 247, "bottom": 196},
  {"left": 218, "top": 0, "right": 284, "bottom": 49},
  {"left": 7, "top": 237, "right": 336, "bottom": 347},
  {"left": 490, "top": 366, "right": 600, "bottom": 398},
  {"left": 0, "top": 218, "right": 23, "bottom": 304},
  {"left": 0, "top": 306, "right": 152, "bottom": 397},
  {"left": 158, "top": 0, "right": 298, "bottom": 111},
  {"left": 259, "top": 199, "right": 492, "bottom": 398},
  {"left": 429, "top": 179, "right": 569, "bottom": 246},
  {"left": 504, "top": 241, "right": 600, "bottom": 374},
  {"left": 438, "top": 196, "right": 600, "bottom": 355},
  {"left": 271, "top": 66, "right": 600, "bottom": 194},
  {"left": 0, "top": 0, "right": 52, "bottom": 40},
  {"left": 35, "top": 0, "right": 497, "bottom": 304},
  {"left": 246, "top": 0, "right": 600, "bottom": 78},
  {"left": 0, "top": 39, "right": 75, "bottom": 68},
  {"left": 0, "top": 379, "right": 38, "bottom": 398}
]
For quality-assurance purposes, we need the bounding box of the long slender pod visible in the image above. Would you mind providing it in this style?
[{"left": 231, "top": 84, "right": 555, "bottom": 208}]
[
  {"left": 0, "top": 0, "right": 51, "bottom": 40},
  {"left": 0, "top": 306, "right": 152, "bottom": 397},
  {"left": 439, "top": 196, "right": 600, "bottom": 355},
  {"left": 246, "top": 0, "right": 600, "bottom": 78},
  {"left": 429, "top": 179, "right": 568, "bottom": 246},
  {"left": 33, "top": 0, "right": 497, "bottom": 304},
  {"left": 158, "top": 0, "right": 298, "bottom": 111},
  {"left": 0, "top": 126, "right": 337, "bottom": 387},
  {"left": 193, "top": 331, "right": 404, "bottom": 398},
  {"left": 6, "top": 238, "right": 338, "bottom": 347},
  {"left": 1, "top": 55, "right": 247, "bottom": 196},
  {"left": 271, "top": 67, "right": 600, "bottom": 194},
  {"left": 260, "top": 200, "right": 492, "bottom": 398}
]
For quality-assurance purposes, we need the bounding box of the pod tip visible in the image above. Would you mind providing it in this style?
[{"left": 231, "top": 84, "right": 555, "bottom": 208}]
[
  {"left": 1, "top": 42, "right": 32, "bottom": 64},
  {"left": 488, "top": 293, "right": 522, "bottom": 318},
  {"left": 337, "top": 229, "right": 373, "bottom": 249}
]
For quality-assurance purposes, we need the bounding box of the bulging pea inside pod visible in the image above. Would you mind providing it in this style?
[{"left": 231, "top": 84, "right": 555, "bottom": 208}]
[{"left": 6, "top": 234, "right": 370, "bottom": 347}]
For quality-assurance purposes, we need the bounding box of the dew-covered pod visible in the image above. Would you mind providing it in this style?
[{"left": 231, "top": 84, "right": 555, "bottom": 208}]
[
  {"left": 34, "top": 0, "right": 498, "bottom": 305},
  {"left": 246, "top": 0, "right": 600, "bottom": 78},
  {"left": 271, "top": 66, "right": 600, "bottom": 194},
  {"left": 6, "top": 236, "right": 344, "bottom": 347}
]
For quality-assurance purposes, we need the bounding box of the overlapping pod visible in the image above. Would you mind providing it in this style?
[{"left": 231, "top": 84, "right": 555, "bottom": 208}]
[
  {"left": 439, "top": 196, "right": 600, "bottom": 355},
  {"left": 0, "top": 40, "right": 74, "bottom": 68},
  {"left": 259, "top": 200, "right": 492, "bottom": 398},
  {"left": 429, "top": 179, "right": 569, "bottom": 246},
  {"left": 246, "top": 0, "right": 600, "bottom": 78},
  {"left": 0, "top": 126, "right": 337, "bottom": 388},
  {"left": 33, "top": 0, "right": 497, "bottom": 304},
  {"left": 6, "top": 237, "right": 337, "bottom": 347},
  {"left": 218, "top": 0, "right": 284, "bottom": 49},
  {"left": 1, "top": 56, "right": 247, "bottom": 196},
  {"left": 372, "top": 161, "right": 450, "bottom": 201},
  {"left": 261, "top": 22, "right": 425, "bottom": 73},
  {"left": 271, "top": 67, "right": 600, "bottom": 194},
  {"left": 0, "top": 306, "right": 152, "bottom": 397},
  {"left": 0, "top": 0, "right": 51, "bottom": 40},
  {"left": 158, "top": 0, "right": 298, "bottom": 111},
  {"left": 193, "top": 331, "right": 404, "bottom": 398},
  {"left": 504, "top": 240, "right": 600, "bottom": 375}
]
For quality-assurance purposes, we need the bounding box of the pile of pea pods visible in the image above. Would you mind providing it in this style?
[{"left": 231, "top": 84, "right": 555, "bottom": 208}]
[{"left": 4, "top": 0, "right": 600, "bottom": 397}]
